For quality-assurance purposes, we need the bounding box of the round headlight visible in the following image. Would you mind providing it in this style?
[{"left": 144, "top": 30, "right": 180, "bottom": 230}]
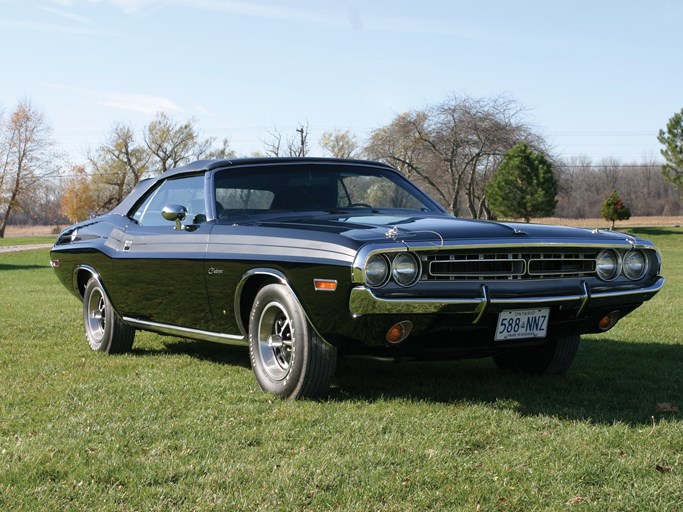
[
  {"left": 596, "top": 249, "right": 620, "bottom": 281},
  {"left": 623, "top": 250, "right": 648, "bottom": 280},
  {"left": 365, "top": 254, "right": 389, "bottom": 288},
  {"left": 392, "top": 253, "right": 420, "bottom": 287}
]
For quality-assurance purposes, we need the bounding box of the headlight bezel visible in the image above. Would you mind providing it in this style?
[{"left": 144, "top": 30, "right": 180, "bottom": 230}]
[
  {"left": 596, "top": 249, "right": 621, "bottom": 281},
  {"left": 391, "top": 252, "right": 421, "bottom": 287},
  {"left": 622, "top": 249, "right": 648, "bottom": 281},
  {"left": 365, "top": 254, "right": 390, "bottom": 288},
  {"left": 363, "top": 251, "right": 421, "bottom": 288}
]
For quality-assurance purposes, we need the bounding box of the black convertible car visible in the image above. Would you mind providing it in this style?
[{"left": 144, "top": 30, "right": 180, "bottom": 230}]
[{"left": 51, "top": 158, "right": 664, "bottom": 398}]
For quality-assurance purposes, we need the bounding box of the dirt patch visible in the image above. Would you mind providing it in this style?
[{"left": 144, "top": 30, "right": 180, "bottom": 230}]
[
  {"left": 0, "top": 243, "right": 53, "bottom": 253},
  {"left": 3, "top": 225, "right": 63, "bottom": 237},
  {"left": 511, "top": 216, "right": 683, "bottom": 228}
]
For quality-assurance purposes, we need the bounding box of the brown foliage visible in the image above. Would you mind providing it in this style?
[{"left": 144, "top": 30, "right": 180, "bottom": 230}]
[{"left": 60, "top": 165, "right": 97, "bottom": 223}]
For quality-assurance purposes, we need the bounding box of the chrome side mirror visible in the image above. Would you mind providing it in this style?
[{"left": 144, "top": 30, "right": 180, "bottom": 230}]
[{"left": 161, "top": 204, "right": 187, "bottom": 230}]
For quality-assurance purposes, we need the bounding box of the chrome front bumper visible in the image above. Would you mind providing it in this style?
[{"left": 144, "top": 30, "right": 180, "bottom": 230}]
[{"left": 348, "top": 277, "right": 665, "bottom": 323}]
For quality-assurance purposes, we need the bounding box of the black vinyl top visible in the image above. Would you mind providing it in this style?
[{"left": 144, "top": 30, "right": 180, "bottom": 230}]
[
  {"left": 166, "top": 157, "right": 395, "bottom": 178},
  {"left": 111, "top": 157, "right": 398, "bottom": 215}
]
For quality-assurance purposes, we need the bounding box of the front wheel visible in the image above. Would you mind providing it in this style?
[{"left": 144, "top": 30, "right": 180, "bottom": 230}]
[
  {"left": 83, "top": 278, "right": 135, "bottom": 354},
  {"left": 493, "top": 335, "right": 580, "bottom": 375},
  {"left": 249, "top": 284, "right": 337, "bottom": 399}
]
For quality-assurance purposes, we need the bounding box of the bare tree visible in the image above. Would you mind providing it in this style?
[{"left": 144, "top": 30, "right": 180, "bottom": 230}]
[
  {"left": 89, "top": 112, "right": 235, "bottom": 211},
  {"left": 365, "top": 111, "right": 449, "bottom": 207},
  {"left": 143, "top": 112, "right": 236, "bottom": 171},
  {"left": 0, "top": 100, "right": 57, "bottom": 237},
  {"left": 598, "top": 157, "right": 621, "bottom": 190},
  {"left": 144, "top": 112, "right": 198, "bottom": 173},
  {"left": 366, "top": 95, "right": 546, "bottom": 217},
  {"left": 262, "top": 123, "right": 310, "bottom": 157},
  {"left": 88, "top": 122, "right": 150, "bottom": 211},
  {"left": 31, "top": 179, "right": 65, "bottom": 226},
  {"left": 554, "top": 156, "right": 681, "bottom": 218},
  {"left": 555, "top": 156, "right": 597, "bottom": 218},
  {"left": 194, "top": 136, "right": 236, "bottom": 161},
  {"left": 289, "top": 123, "right": 309, "bottom": 157},
  {"left": 263, "top": 125, "right": 284, "bottom": 157},
  {"left": 320, "top": 129, "right": 361, "bottom": 159}
]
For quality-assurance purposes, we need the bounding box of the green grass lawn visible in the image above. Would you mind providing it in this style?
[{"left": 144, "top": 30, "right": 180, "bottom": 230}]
[
  {"left": 0, "top": 235, "right": 55, "bottom": 247},
  {"left": 1, "top": 228, "right": 681, "bottom": 511}
]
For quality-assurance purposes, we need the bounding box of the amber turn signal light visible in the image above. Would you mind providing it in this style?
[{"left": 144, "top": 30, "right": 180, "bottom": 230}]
[
  {"left": 598, "top": 311, "right": 620, "bottom": 331},
  {"left": 314, "top": 279, "right": 337, "bottom": 292},
  {"left": 386, "top": 321, "right": 413, "bottom": 344}
]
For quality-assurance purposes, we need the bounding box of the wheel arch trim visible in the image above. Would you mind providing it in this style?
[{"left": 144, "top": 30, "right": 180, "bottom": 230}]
[
  {"left": 234, "top": 268, "right": 326, "bottom": 342},
  {"left": 234, "top": 268, "right": 287, "bottom": 336},
  {"left": 72, "top": 265, "right": 102, "bottom": 300}
]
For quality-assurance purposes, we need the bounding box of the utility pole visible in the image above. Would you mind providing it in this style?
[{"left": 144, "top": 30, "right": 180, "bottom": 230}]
[{"left": 296, "top": 126, "right": 306, "bottom": 157}]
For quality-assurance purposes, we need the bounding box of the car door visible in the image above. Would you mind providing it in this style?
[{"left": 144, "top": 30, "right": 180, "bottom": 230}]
[{"left": 109, "top": 174, "right": 213, "bottom": 329}]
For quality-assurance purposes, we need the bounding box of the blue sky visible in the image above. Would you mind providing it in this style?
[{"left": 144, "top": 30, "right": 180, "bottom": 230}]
[{"left": 1, "top": 0, "right": 681, "bottom": 164}]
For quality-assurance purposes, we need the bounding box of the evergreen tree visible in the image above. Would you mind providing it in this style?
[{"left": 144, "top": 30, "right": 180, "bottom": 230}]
[
  {"left": 657, "top": 108, "right": 683, "bottom": 196},
  {"left": 600, "top": 190, "right": 631, "bottom": 229},
  {"left": 485, "top": 142, "right": 557, "bottom": 222}
]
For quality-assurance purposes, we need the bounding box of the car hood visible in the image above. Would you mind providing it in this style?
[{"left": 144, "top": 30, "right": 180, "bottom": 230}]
[{"left": 257, "top": 212, "right": 643, "bottom": 246}]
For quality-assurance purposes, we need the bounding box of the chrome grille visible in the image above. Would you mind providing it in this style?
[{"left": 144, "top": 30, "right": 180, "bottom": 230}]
[{"left": 424, "top": 251, "right": 597, "bottom": 281}]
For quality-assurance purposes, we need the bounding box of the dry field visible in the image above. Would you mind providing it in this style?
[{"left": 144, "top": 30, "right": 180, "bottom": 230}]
[
  {"left": 4, "top": 216, "right": 682, "bottom": 237},
  {"left": 533, "top": 215, "right": 683, "bottom": 228},
  {"left": 4, "top": 225, "right": 64, "bottom": 237}
]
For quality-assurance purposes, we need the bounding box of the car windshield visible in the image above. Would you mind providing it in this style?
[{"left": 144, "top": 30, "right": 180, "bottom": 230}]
[{"left": 213, "top": 163, "right": 441, "bottom": 219}]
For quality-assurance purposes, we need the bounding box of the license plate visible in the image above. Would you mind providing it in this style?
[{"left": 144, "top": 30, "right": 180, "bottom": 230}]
[{"left": 495, "top": 308, "right": 549, "bottom": 341}]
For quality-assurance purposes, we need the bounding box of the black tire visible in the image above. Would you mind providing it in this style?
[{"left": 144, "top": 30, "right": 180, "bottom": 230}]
[
  {"left": 248, "top": 284, "right": 337, "bottom": 399},
  {"left": 83, "top": 278, "right": 135, "bottom": 354},
  {"left": 493, "top": 335, "right": 580, "bottom": 375}
]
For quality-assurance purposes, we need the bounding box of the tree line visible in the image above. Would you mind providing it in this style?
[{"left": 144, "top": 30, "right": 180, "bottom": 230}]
[{"left": 1, "top": 96, "right": 681, "bottom": 234}]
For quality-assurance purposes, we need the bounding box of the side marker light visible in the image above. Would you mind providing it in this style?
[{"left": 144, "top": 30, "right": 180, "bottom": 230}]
[{"left": 314, "top": 279, "right": 337, "bottom": 292}]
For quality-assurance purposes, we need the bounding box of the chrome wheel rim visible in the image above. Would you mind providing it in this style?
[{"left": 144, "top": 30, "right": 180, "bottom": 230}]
[
  {"left": 257, "top": 302, "right": 294, "bottom": 381},
  {"left": 86, "top": 287, "right": 106, "bottom": 346}
]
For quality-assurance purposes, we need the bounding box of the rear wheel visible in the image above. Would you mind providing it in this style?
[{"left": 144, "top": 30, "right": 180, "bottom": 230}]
[
  {"left": 249, "top": 284, "right": 337, "bottom": 399},
  {"left": 493, "top": 335, "right": 580, "bottom": 375},
  {"left": 83, "top": 278, "right": 135, "bottom": 354}
]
